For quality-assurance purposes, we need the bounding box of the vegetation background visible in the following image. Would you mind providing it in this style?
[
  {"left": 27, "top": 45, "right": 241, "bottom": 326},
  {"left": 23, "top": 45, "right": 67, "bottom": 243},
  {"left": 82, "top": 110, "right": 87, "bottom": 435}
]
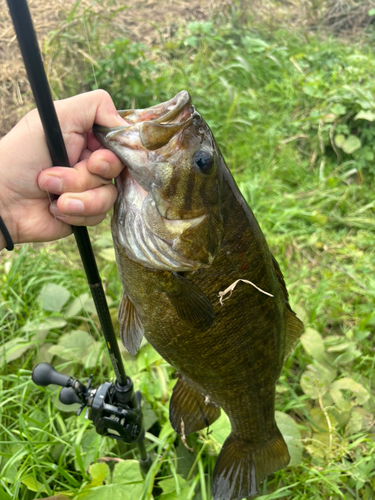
[{"left": 1, "top": 0, "right": 375, "bottom": 499}]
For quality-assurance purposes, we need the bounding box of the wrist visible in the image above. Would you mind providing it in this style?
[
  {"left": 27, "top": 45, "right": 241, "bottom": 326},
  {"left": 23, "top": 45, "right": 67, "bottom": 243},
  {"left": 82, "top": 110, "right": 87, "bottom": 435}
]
[
  {"left": 0, "top": 216, "right": 14, "bottom": 251},
  {"left": 0, "top": 194, "right": 17, "bottom": 251},
  {"left": 0, "top": 134, "right": 20, "bottom": 251}
]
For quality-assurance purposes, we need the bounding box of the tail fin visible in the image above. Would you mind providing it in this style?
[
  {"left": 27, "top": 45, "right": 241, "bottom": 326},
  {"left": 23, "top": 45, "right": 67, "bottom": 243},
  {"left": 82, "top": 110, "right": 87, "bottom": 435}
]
[{"left": 212, "top": 428, "right": 290, "bottom": 500}]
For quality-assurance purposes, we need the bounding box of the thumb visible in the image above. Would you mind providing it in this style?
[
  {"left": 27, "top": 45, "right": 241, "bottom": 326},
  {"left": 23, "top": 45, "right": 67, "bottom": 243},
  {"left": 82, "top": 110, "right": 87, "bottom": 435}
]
[{"left": 54, "top": 90, "right": 126, "bottom": 134}]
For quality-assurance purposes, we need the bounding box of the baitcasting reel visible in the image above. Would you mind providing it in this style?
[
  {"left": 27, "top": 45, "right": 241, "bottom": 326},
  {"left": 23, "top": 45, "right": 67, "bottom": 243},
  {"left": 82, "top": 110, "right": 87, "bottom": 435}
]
[{"left": 32, "top": 363, "right": 144, "bottom": 445}]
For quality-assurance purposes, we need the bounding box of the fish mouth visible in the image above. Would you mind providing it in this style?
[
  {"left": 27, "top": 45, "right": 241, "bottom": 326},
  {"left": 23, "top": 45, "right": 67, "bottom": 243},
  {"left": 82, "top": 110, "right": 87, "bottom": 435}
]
[
  {"left": 94, "top": 90, "right": 194, "bottom": 151},
  {"left": 94, "top": 90, "right": 203, "bottom": 222}
]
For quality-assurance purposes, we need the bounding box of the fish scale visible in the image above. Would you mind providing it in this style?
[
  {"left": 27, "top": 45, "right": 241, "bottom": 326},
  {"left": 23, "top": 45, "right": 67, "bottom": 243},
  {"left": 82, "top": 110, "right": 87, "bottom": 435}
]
[{"left": 94, "top": 90, "right": 303, "bottom": 500}]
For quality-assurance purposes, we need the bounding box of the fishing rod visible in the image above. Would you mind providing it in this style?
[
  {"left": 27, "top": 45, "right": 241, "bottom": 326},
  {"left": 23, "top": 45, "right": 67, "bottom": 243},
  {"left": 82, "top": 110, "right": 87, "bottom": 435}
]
[{"left": 6, "top": 0, "right": 152, "bottom": 474}]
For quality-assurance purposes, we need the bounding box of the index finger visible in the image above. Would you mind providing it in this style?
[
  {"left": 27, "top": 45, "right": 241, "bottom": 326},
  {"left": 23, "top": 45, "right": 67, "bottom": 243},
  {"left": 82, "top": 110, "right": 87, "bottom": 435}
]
[{"left": 87, "top": 149, "right": 124, "bottom": 178}]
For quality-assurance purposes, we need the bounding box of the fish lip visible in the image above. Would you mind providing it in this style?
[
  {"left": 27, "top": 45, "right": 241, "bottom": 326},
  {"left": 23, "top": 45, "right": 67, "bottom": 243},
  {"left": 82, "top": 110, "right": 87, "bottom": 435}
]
[
  {"left": 93, "top": 123, "right": 127, "bottom": 137},
  {"left": 93, "top": 90, "right": 193, "bottom": 137},
  {"left": 120, "top": 90, "right": 192, "bottom": 124}
]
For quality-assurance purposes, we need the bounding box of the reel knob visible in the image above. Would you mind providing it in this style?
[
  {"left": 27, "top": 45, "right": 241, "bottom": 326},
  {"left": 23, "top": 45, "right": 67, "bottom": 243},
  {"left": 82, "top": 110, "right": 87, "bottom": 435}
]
[
  {"left": 59, "top": 387, "right": 82, "bottom": 405},
  {"left": 32, "top": 363, "right": 72, "bottom": 387}
]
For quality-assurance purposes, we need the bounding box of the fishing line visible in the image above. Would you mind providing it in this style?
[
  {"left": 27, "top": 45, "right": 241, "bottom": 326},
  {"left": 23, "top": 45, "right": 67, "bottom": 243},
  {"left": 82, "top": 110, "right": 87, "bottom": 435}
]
[
  {"left": 80, "top": 8, "right": 121, "bottom": 342},
  {"left": 83, "top": 14, "right": 98, "bottom": 91}
]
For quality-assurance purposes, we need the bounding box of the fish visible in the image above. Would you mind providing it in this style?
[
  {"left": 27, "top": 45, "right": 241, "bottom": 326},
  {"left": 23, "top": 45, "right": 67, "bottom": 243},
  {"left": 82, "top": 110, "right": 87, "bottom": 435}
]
[{"left": 93, "top": 90, "right": 303, "bottom": 500}]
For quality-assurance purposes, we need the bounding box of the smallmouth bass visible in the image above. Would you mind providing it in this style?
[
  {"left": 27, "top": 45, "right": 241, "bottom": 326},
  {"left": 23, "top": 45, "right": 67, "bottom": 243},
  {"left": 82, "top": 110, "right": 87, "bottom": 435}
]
[{"left": 94, "top": 91, "right": 303, "bottom": 500}]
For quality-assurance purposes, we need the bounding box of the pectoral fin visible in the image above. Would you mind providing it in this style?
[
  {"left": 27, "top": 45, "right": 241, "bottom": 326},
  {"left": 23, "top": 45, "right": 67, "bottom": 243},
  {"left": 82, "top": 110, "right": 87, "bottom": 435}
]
[
  {"left": 118, "top": 293, "right": 144, "bottom": 356},
  {"left": 165, "top": 273, "right": 215, "bottom": 329},
  {"left": 170, "top": 375, "right": 221, "bottom": 435}
]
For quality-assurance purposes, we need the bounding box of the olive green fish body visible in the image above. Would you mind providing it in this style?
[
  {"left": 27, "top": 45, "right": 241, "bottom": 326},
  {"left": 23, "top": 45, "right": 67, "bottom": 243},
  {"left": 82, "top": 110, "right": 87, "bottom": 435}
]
[{"left": 95, "top": 91, "right": 303, "bottom": 500}]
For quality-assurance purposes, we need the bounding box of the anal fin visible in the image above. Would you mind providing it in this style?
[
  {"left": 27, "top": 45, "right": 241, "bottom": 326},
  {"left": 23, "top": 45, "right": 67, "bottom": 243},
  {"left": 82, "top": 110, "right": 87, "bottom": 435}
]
[
  {"left": 170, "top": 375, "right": 221, "bottom": 435},
  {"left": 212, "top": 428, "right": 290, "bottom": 500},
  {"left": 118, "top": 292, "right": 144, "bottom": 356}
]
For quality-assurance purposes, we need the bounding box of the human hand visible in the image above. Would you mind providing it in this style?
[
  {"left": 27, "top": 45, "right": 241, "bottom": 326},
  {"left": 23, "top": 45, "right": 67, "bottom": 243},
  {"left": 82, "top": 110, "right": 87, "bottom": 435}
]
[{"left": 0, "top": 90, "right": 125, "bottom": 250}]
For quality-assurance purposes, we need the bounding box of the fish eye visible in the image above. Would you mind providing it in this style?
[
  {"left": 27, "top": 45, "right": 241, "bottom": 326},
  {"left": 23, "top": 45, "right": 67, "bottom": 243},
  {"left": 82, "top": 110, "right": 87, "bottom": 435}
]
[{"left": 194, "top": 150, "right": 214, "bottom": 174}]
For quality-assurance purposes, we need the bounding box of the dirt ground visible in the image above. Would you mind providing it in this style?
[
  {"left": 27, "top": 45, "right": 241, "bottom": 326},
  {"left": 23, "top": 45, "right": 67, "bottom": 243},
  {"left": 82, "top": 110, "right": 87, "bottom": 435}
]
[{"left": 0, "top": 0, "right": 224, "bottom": 137}]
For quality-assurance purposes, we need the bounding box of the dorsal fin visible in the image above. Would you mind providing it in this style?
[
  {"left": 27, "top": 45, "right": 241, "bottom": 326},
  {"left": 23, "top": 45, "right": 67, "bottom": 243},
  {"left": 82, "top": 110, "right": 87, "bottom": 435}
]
[
  {"left": 118, "top": 293, "right": 144, "bottom": 356},
  {"left": 271, "top": 254, "right": 289, "bottom": 302},
  {"left": 271, "top": 255, "right": 304, "bottom": 356},
  {"left": 284, "top": 308, "right": 304, "bottom": 356}
]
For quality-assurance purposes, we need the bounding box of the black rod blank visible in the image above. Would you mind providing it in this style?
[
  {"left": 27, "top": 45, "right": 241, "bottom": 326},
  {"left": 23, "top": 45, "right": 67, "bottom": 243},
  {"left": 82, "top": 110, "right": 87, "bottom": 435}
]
[{"left": 6, "top": 0, "right": 127, "bottom": 385}]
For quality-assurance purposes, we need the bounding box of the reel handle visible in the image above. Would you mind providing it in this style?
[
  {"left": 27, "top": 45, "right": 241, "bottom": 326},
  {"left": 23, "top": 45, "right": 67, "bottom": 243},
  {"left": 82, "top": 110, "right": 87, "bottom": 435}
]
[{"left": 32, "top": 363, "right": 72, "bottom": 388}]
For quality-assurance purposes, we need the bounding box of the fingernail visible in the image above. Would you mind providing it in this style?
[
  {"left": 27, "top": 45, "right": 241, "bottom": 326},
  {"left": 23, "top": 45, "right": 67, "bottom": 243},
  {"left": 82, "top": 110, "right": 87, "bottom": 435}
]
[
  {"left": 50, "top": 202, "right": 66, "bottom": 219},
  {"left": 90, "top": 160, "right": 110, "bottom": 176},
  {"left": 40, "top": 175, "right": 62, "bottom": 193},
  {"left": 65, "top": 198, "right": 84, "bottom": 214}
]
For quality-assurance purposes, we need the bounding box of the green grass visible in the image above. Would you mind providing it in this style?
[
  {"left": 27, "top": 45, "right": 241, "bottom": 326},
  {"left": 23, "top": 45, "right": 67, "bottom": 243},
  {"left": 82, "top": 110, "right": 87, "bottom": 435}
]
[{"left": 1, "top": 4, "right": 375, "bottom": 499}]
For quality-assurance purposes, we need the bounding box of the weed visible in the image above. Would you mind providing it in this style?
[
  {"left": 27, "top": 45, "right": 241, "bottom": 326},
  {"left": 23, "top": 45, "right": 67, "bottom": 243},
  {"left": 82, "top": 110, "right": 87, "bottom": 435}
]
[
  {"left": 1, "top": 4, "right": 375, "bottom": 500},
  {"left": 85, "top": 38, "right": 157, "bottom": 109}
]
